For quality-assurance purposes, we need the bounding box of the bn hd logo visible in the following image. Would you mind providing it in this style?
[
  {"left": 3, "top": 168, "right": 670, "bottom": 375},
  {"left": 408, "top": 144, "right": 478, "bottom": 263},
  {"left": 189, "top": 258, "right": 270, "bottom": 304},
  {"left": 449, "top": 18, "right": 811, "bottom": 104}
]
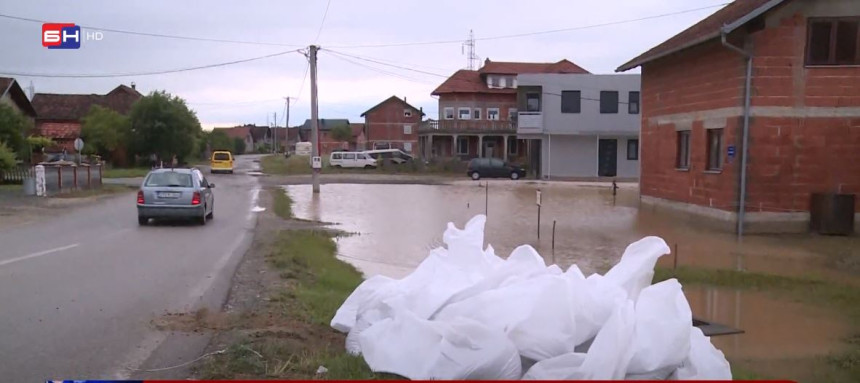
[{"left": 42, "top": 23, "right": 103, "bottom": 49}]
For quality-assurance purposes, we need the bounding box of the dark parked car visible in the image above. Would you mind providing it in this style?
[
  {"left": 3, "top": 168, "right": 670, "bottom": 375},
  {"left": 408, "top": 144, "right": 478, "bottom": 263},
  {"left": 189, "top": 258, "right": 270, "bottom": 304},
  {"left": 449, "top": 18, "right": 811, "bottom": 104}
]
[{"left": 467, "top": 158, "right": 526, "bottom": 180}]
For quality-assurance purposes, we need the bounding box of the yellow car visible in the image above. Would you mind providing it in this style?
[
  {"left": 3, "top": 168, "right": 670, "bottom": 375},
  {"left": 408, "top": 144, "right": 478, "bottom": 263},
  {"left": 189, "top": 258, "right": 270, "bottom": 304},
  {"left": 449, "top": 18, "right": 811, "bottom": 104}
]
[{"left": 210, "top": 151, "right": 234, "bottom": 174}]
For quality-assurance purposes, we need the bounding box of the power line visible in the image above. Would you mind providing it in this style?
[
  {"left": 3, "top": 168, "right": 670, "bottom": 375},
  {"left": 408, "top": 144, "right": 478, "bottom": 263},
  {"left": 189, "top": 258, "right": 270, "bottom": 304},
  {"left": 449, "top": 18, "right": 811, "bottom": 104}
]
[
  {"left": 0, "top": 49, "right": 301, "bottom": 78},
  {"left": 0, "top": 13, "right": 304, "bottom": 47},
  {"left": 314, "top": 0, "right": 333, "bottom": 43},
  {"left": 325, "top": 3, "right": 729, "bottom": 48},
  {"left": 325, "top": 49, "right": 448, "bottom": 78},
  {"left": 324, "top": 51, "right": 436, "bottom": 85},
  {"left": 189, "top": 98, "right": 285, "bottom": 106},
  {"left": 295, "top": 58, "right": 311, "bottom": 104}
]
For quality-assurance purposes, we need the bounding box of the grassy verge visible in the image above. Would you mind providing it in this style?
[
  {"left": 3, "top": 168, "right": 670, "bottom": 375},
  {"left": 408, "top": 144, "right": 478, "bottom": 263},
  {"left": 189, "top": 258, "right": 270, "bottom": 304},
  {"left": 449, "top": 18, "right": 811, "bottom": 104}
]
[
  {"left": 261, "top": 154, "right": 463, "bottom": 176},
  {"left": 656, "top": 266, "right": 860, "bottom": 381},
  {"left": 102, "top": 167, "right": 150, "bottom": 178},
  {"left": 0, "top": 184, "right": 23, "bottom": 193},
  {"left": 269, "top": 187, "right": 293, "bottom": 219},
  {"left": 52, "top": 184, "right": 136, "bottom": 198}
]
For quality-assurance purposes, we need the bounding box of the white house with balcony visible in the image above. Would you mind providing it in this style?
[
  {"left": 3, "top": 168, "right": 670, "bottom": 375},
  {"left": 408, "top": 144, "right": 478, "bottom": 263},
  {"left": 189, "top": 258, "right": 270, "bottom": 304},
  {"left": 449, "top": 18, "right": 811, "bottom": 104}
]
[{"left": 516, "top": 73, "right": 641, "bottom": 179}]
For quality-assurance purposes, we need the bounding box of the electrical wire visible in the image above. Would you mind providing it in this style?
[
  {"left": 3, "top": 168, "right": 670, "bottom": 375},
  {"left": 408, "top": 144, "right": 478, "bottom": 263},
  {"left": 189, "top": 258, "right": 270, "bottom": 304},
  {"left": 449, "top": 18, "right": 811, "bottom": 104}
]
[
  {"left": 324, "top": 51, "right": 437, "bottom": 85},
  {"left": 314, "top": 0, "right": 333, "bottom": 43},
  {"left": 325, "top": 3, "right": 729, "bottom": 48},
  {"left": 0, "top": 13, "right": 304, "bottom": 47},
  {"left": 0, "top": 49, "right": 301, "bottom": 78},
  {"left": 325, "top": 49, "right": 448, "bottom": 78}
]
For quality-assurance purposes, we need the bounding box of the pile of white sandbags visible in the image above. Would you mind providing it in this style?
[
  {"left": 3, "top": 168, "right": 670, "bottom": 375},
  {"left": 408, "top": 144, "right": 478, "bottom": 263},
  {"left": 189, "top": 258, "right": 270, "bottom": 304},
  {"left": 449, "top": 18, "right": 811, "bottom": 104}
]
[{"left": 331, "top": 215, "right": 731, "bottom": 380}]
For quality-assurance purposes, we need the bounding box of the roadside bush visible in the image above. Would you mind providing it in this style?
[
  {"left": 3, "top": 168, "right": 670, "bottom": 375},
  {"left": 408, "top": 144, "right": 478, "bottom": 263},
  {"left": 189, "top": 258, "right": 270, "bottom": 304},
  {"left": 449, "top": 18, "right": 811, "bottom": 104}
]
[{"left": 0, "top": 141, "right": 17, "bottom": 171}]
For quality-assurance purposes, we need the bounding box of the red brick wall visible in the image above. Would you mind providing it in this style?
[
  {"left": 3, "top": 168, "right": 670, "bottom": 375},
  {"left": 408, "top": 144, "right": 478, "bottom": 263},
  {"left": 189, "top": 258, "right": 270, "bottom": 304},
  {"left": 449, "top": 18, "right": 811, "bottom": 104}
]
[
  {"left": 37, "top": 121, "right": 81, "bottom": 153},
  {"left": 641, "top": 8, "right": 860, "bottom": 215},
  {"left": 438, "top": 92, "right": 517, "bottom": 130},
  {"left": 365, "top": 99, "right": 422, "bottom": 152},
  {"left": 640, "top": 40, "right": 746, "bottom": 211}
]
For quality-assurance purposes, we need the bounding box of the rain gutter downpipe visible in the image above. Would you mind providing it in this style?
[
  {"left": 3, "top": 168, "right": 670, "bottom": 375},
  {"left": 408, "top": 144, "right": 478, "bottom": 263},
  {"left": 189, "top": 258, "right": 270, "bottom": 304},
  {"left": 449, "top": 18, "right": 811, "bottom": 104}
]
[{"left": 721, "top": 28, "right": 753, "bottom": 238}]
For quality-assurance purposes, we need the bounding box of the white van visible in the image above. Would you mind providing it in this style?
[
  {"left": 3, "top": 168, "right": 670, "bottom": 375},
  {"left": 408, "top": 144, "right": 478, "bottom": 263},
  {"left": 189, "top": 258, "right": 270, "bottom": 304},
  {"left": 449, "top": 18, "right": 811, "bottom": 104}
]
[
  {"left": 295, "top": 142, "right": 312, "bottom": 156},
  {"left": 364, "top": 149, "right": 414, "bottom": 164},
  {"left": 330, "top": 151, "right": 377, "bottom": 169}
]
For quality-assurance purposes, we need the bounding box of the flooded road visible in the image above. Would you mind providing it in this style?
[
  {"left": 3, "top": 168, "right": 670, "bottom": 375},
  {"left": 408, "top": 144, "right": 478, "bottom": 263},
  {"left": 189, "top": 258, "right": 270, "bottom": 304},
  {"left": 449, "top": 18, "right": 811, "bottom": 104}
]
[{"left": 286, "top": 181, "right": 859, "bottom": 282}]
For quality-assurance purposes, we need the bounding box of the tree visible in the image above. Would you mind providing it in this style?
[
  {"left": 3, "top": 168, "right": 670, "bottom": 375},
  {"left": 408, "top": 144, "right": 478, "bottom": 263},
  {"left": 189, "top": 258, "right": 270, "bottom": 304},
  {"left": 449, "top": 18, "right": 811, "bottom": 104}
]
[
  {"left": 0, "top": 141, "right": 16, "bottom": 171},
  {"left": 233, "top": 137, "right": 246, "bottom": 155},
  {"left": 208, "top": 130, "right": 233, "bottom": 151},
  {"left": 26, "top": 136, "right": 54, "bottom": 163},
  {"left": 330, "top": 124, "right": 353, "bottom": 143},
  {"left": 0, "top": 104, "right": 30, "bottom": 158},
  {"left": 128, "top": 91, "right": 201, "bottom": 163},
  {"left": 80, "top": 105, "right": 130, "bottom": 158}
]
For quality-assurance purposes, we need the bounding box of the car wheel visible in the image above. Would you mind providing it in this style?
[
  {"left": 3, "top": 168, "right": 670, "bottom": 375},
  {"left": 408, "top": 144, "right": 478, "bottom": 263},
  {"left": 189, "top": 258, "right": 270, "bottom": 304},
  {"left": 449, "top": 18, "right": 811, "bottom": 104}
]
[
  {"left": 229, "top": 170, "right": 233, "bottom": 174},
  {"left": 511, "top": 172, "right": 520, "bottom": 180},
  {"left": 207, "top": 204, "right": 214, "bottom": 220},
  {"left": 365, "top": 165, "right": 374, "bottom": 169},
  {"left": 198, "top": 208, "right": 207, "bottom": 225},
  {"left": 138, "top": 216, "right": 148, "bottom": 226},
  {"left": 471, "top": 172, "right": 480, "bottom": 180}
]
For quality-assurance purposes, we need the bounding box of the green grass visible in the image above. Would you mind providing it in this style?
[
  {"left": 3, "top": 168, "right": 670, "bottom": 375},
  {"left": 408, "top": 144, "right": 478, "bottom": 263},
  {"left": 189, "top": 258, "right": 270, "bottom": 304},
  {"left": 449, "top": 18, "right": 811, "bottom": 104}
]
[
  {"left": 0, "top": 184, "right": 23, "bottom": 193},
  {"left": 270, "top": 187, "right": 293, "bottom": 219},
  {"left": 102, "top": 167, "right": 150, "bottom": 178},
  {"left": 732, "top": 364, "right": 771, "bottom": 380},
  {"left": 260, "top": 154, "right": 464, "bottom": 176},
  {"left": 53, "top": 184, "right": 135, "bottom": 198},
  {"left": 268, "top": 230, "right": 363, "bottom": 325}
]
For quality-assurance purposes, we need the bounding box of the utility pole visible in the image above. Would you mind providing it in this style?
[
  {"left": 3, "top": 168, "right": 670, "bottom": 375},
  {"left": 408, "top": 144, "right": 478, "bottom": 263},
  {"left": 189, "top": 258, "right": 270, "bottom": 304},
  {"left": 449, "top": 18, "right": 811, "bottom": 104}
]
[
  {"left": 284, "top": 97, "right": 291, "bottom": 154},
  {"left": 309, "top": 45, "right": 320, "bottom": 193},
  {"left": 273, "top": 112, "right": 277, "bottom": 153}
]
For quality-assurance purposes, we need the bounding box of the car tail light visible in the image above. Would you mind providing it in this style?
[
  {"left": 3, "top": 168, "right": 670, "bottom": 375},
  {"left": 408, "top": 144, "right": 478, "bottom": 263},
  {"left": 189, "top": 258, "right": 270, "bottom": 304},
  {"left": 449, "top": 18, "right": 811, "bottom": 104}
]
[
  {"left": 191, "top": 191, "right": 201, "bottom": 205},
  {"left": 137, "top": 190, "right": 145, "bottom": 204}
]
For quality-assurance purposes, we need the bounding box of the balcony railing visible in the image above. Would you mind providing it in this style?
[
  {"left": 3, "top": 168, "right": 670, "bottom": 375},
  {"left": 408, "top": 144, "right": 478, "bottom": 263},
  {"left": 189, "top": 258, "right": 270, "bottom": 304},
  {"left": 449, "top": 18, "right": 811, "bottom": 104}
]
[
  {"left": 517, "top": 112, "right": 543, "bottom": 134},
  {"left": 419, "top": 120, "right": 517, "bottom": 134}
]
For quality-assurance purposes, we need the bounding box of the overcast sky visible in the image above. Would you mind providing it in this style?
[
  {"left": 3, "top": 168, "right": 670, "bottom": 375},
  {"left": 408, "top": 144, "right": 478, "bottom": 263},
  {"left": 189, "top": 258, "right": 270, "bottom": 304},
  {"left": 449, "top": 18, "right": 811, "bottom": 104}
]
[{"left": 0, "top": 0, "right": 728, "bottom": 130}]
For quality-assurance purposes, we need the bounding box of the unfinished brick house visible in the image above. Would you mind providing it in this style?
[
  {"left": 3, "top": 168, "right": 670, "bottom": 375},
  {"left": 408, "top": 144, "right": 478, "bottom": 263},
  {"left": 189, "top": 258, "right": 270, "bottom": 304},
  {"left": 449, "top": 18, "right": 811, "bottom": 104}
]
[
  {"left": 361, "top": 96, "right": 423, "bottom": 153},
  {"left": 617, "top": 0, "right": 860, "bottom": 234}
]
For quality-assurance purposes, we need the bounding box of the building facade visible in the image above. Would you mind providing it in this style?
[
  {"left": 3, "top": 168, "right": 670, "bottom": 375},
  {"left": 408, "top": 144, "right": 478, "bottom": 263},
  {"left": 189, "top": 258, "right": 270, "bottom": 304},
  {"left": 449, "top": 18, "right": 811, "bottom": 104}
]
[
  {"left": 31, "top": 84, "right": 141, "bottom": 154},
  {"left": 420, "top": 59, "right": 589, "bottom": 168},
  {"left": 617, "top": 0, "right": 860, "bottom": 233},
  {"left": 516, "top": 73, "right": 641, "bottom": 179},
  {"left": 362, "top": 96, "right": 423, "bottom": 153},
  {"left": 0, "top": 77, "right": 37, "bottom": 125}
]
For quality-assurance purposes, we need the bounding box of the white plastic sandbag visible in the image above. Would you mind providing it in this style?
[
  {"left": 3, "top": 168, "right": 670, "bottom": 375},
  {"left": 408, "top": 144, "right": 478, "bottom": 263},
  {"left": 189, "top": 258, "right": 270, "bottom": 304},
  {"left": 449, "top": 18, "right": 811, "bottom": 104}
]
[
  {"left": 626, "top": 278, "right": 692, "bottom": 379},
  {"left": 331, "top": 275, "right": 396, "bottom": 333},
  {"left": 604, "top": 236, "right": 670, "bottom": 301},
  {"left": 570, "top": 273, "right": 628, "bottom": 346},
  {"left": 358, "top": 311, "right": 522, "bottom": 380},
  {"left": 671, "top": 327, "right": 732, "bottom": 380},
  {"left": 522, "top": 301, "right": 636, "bottom": 380}
]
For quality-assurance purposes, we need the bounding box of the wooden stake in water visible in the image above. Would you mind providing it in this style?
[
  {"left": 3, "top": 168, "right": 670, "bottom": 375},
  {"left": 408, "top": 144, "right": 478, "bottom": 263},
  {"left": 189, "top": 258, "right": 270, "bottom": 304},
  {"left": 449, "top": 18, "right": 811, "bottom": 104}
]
[
  {"left": 485, "top": 181, "right": 488, "bottom": 216},
  {"left": 673, "top": 243, "right": 679, "bottom": 277},
  {"left": 552, "top": 220, "right": 556, "bottom": 250}
]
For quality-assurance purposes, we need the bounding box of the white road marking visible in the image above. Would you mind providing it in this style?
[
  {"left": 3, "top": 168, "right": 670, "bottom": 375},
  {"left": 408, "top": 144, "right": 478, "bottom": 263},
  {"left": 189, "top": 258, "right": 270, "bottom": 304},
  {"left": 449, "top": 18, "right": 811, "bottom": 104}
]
[{"left": 0, "top": 243, "right": 80, "bottom": 268}]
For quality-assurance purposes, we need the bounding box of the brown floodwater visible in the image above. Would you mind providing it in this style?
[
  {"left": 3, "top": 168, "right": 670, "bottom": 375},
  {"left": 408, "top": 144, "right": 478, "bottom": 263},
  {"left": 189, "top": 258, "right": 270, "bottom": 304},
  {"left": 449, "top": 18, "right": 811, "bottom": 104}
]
[
  {"left": 285, "top": 181, "right": 856, "bottom": 381},
  {"left": 285, "top": 181, "right": 858, "bottom": 282}
]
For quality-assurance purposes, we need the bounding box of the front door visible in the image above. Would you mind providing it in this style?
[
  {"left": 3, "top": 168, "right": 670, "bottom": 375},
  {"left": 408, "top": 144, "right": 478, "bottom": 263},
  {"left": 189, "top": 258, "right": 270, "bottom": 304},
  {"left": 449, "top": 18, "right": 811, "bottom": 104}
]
[
  {"left": 484, "top": 141, "right": 495, "bottom": 159},
  {"left": 598, "top": 139, "right": 618, "bottom": 177}
]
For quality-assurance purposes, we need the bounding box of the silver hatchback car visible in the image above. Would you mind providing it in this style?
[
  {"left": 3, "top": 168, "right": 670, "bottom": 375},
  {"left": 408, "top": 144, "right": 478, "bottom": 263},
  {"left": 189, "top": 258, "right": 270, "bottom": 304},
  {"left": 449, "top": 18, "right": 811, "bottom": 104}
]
[{"left": 137, "top": 168, "right": 215, "bottom": 225}]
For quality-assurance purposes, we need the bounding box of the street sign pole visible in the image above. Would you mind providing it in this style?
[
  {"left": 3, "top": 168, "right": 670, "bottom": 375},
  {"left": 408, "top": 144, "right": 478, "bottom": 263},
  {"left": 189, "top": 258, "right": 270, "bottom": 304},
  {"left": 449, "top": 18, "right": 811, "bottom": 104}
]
[{"left": 74, "top": 138, "right": 84, "bottom": 165}]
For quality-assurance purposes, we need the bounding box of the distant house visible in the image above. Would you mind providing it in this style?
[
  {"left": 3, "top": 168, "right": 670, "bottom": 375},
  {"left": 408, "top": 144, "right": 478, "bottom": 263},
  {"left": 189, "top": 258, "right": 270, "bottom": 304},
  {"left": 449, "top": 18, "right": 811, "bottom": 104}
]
[
  {"left": 298, "top": 119, "right": 351, "bottom": 155},
  {"left": 616, "top": 0, "right": 860, "bottom": 233},
  {"left": 31, "top": 84, "right": 141, "bottom": 153},
  {"left": 351, "top": 123, "right": 367, "bottom": 151},
  {"left": 361, "top": 96, "right": 424, "bottom": 153},
  {"left": 0, "top": 77, "right": 37, "bottom": 125},
  {"left": 423, "top": 58, "right": 588, "bottom": 167},
  {"left": 213, "top": 124, "right": 272, "bottom": 153}
]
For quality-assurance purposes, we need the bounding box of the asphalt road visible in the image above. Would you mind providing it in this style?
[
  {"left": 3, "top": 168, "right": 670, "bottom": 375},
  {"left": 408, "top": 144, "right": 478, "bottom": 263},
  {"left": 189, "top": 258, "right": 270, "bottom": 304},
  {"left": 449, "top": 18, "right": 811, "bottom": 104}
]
[{"left": 0, "top": 155, "right": 264, "bottom": 381}]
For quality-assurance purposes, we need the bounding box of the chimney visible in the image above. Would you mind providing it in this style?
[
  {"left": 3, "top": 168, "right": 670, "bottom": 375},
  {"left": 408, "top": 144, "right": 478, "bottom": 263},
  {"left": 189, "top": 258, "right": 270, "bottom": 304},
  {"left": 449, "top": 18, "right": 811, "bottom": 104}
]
[
  {"left": 404, "top": 96, "right": 407, "bottom": 103},
  {"left": 484, "top": 58, "right": 490, "bottom": 66},
  {"left": 130, "top": 82, "right": 136, "bottom": 90}
]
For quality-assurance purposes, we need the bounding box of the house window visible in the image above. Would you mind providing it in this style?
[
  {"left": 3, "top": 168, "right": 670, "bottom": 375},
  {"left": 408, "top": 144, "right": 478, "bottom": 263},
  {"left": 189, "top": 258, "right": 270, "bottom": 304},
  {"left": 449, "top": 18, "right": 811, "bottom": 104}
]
[
  {"left": 508, "top": 138, "right": 518, "bottom": 155},
  {"left": 473, "top": 108, "right": 481, "bottom": 120},
  {"left": 509, "top": 108, "right": 518, "bottom": 122},
  {"left": 526, "top": 92, "right": 541, "bottom": 112},
  {"left": 600, "top": 91, "right": 619, "bottom": 114},
  {"left": 706, "top": 129, "right": 723, "bottom": 171},
  {"left": 500, "top": 77, "right": 507, "bottom": 88},
  {"left": 487, "top": 108, "right": 500, "bottom": 120},
  {"left": 403, "top": 125, "right": 412, "bottom": 134},
  {"left": 807, "top": 18, "right": 860, "bottom": 65},
  {"left": 457, "top": 137, "right": 469, "bottom": 154},
  {"left": 404, "top": 109, "right": 413, "bottom": 117},
  {"left": 444, "top": 107, "right": 454, "bottom": 120},
  {"left": 374, "top": 142, "right": 391, "bottom": 150},
  {"left": 490, "top": 76, "right": 500, "bottom": 88},
  {"left": 458, "top": 107, "right": 471, "bottom": 120},
  {"left": 561, "top": 91, "right": 581, "bottom": 113},
  {"left": 511, "top": 77, "right": 517, "bottom": 88},
  {"left": 676, "top": 130, "right": 691, "bottom": 169},
  {"left": 403, "top": 142, "right": 413, "bottom": 152},
  {"left": 627, "top": 139, "right": 639, "bottom": 160},
  {"left": 628, "top": 91, "right": 640, "bottom": 114}
]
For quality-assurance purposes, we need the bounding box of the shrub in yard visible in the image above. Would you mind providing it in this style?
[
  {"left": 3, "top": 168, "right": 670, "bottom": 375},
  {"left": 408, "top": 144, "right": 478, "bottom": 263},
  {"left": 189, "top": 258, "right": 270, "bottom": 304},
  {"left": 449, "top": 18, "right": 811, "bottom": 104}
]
[{"left": 0, "top": 141, "right": 17, "bottom": 171}]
